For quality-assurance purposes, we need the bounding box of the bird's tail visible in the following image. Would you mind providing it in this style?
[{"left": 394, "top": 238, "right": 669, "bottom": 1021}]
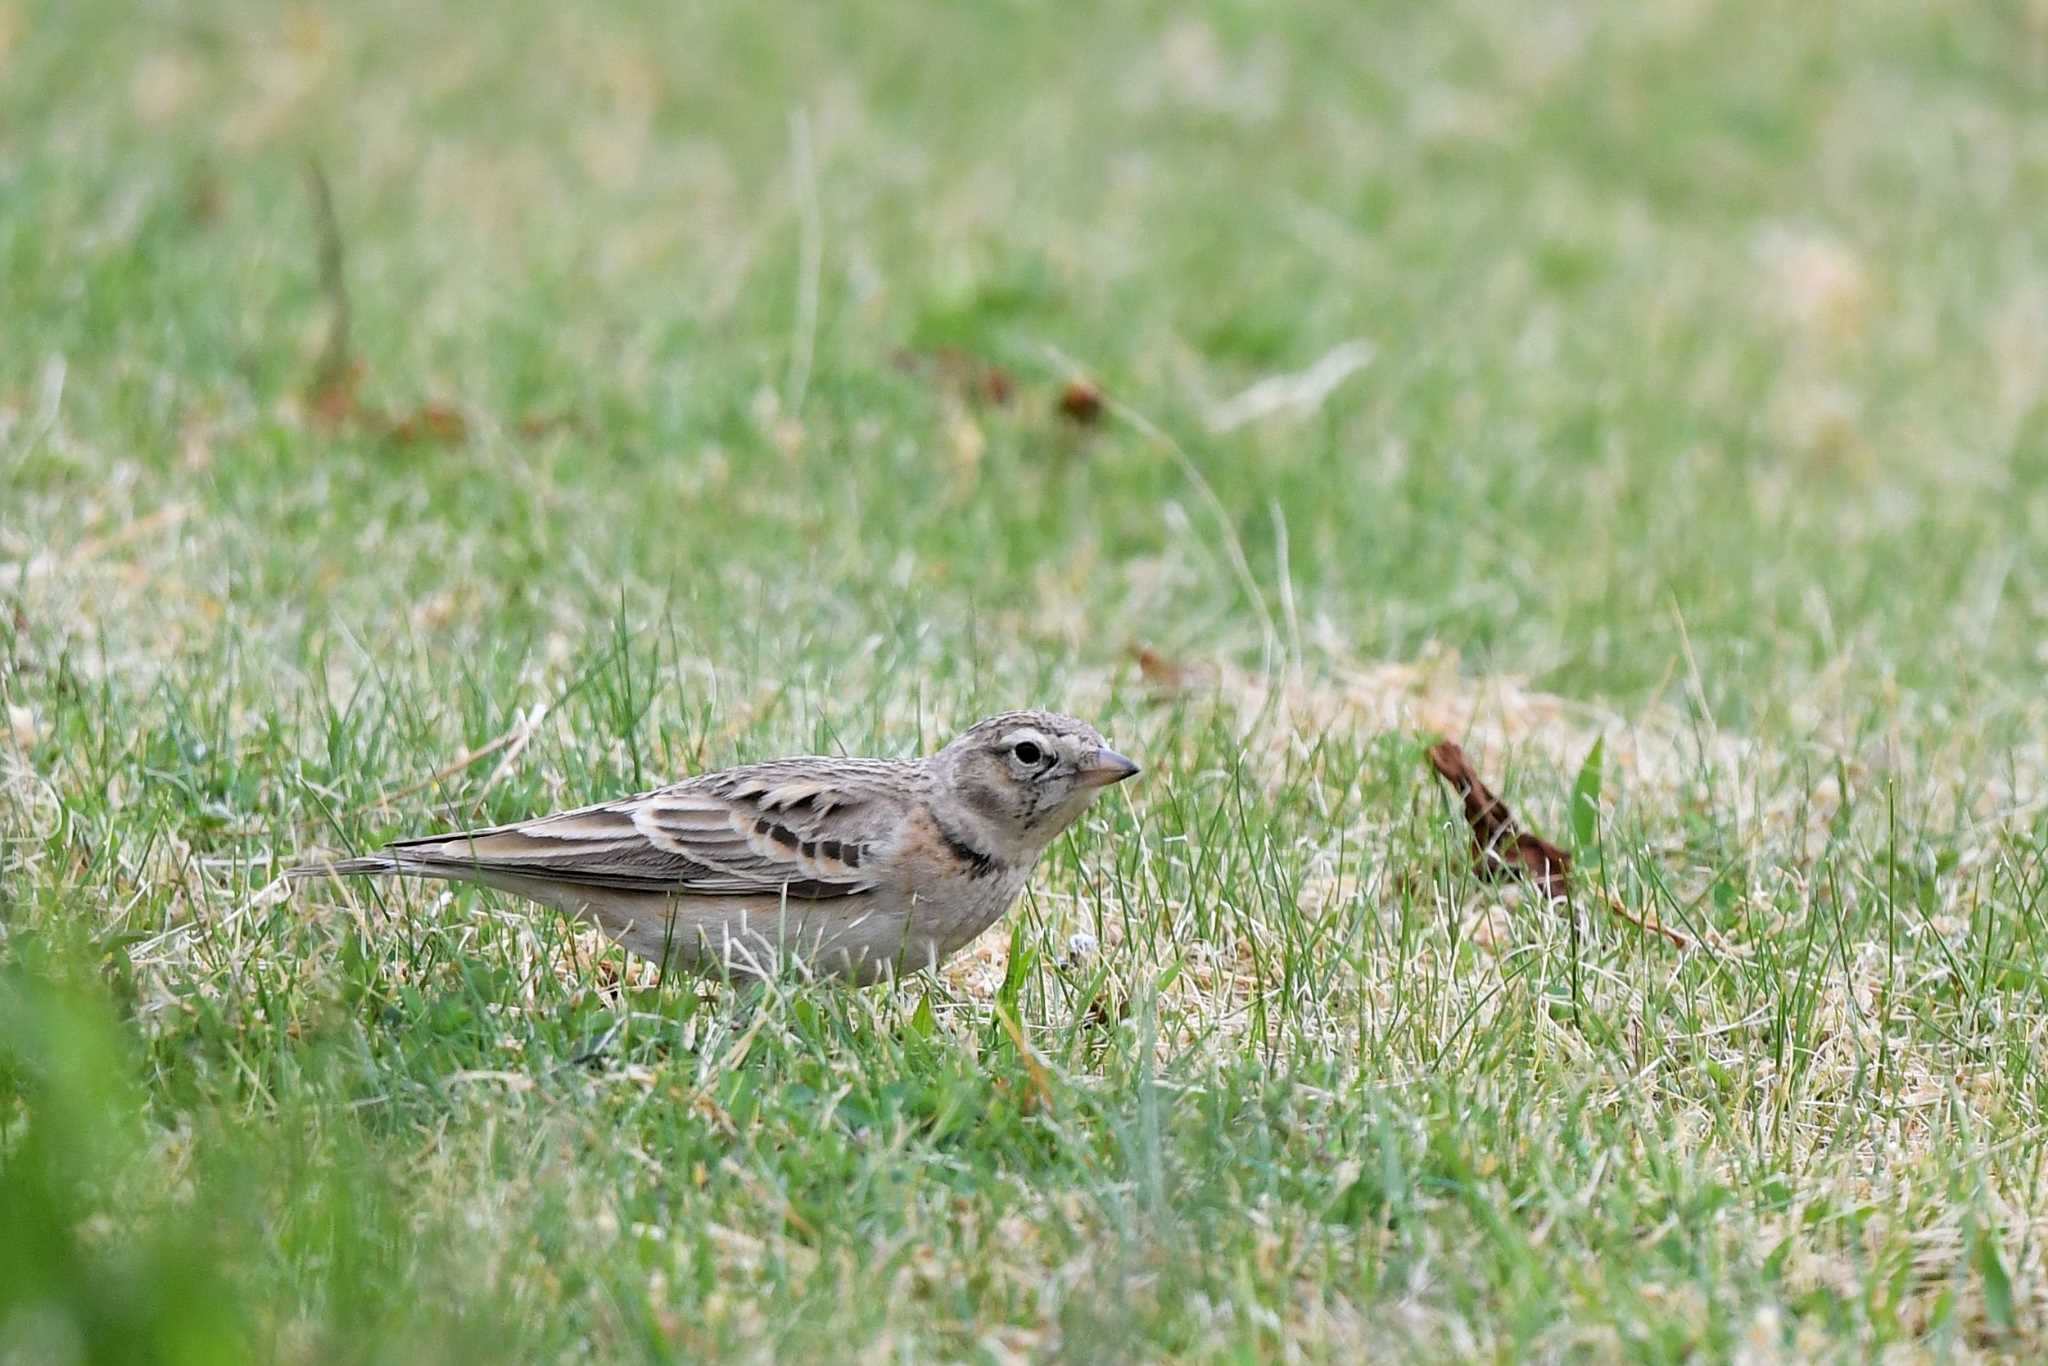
[{"left": 285, "top": 855, "right": 402, "bottom": 880}]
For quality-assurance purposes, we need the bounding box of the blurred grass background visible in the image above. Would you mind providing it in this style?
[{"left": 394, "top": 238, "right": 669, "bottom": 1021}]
[{"left": 5, "top": 0, "right": 2048, "bottom": 1360}]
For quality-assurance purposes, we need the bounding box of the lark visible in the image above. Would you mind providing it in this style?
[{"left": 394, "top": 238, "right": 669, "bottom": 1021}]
[{"left": 290, "top": 711, "right": 1138, "bottom": 983}]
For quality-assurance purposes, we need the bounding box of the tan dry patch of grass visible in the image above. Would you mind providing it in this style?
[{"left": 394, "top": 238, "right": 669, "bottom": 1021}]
[
  {"left": 1216, "top": 642, "right": 2040, "bottom": 883},
  {"left": 1203, "top": 643, "right": 1743, "bottom": 806},
  {"left": 3, "top": 479, "right": 239, "bottom": 680},
  {"left": 1743, "top": 1187, "right": 2048, "bottom": 1357}
]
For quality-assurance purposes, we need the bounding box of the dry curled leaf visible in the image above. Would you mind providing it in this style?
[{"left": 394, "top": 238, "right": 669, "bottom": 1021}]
[
  {"left": 893, "top": 347, "right": 1016, "bottom": 407},
  {"left": 979, "top": 365, "right": 1016, "bottom": 407},
  {"left": 1132, "top": 644, "right": 1219, "bottom": 696},
  {"left": 385, "top": 401, "right": 469, "bottom": 447},
  {"left": 1426, "top": 740, "right": 1688, "bottom": 951},
  {"left": 306, "top": 358, "right": 364, "bottom": 430},
  {"left": 1426, "top": 740, "right": 1571, "bottom": 902},
  {"left": 1135, "top": 645, "right": 1188, "bottom": 690},
  {"left": 1057, "top": 377, "right": 1105, "bottom": 425}
]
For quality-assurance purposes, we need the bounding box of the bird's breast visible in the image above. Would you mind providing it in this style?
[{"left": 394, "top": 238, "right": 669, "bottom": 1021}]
[{"left": 888, "top": 803, "right": 1035, "bottom": 952}]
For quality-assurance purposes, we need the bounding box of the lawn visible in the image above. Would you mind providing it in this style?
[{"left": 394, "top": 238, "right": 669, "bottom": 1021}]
[{"left": 5, "top": 0, "right": 2048, "bottom": 1359}]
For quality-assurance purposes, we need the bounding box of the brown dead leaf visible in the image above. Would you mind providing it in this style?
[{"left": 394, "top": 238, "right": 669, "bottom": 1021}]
[
  {"left": 1426, "top": 740, "right": 1571, "bottom": 902},
  {"left": 1132, "top": 644, "right": 1220, "bottom": 695},
  {"left": 1500, "top": 831, "right": 1571, "bottom": 900},
  {"left": 306, "top": 357, "right": 364, "bottom": 430},
  {"left": 979, "top": 364, "right": 1015, "bottom": 407},
  {"left": 893, "top": 347, "right": 1016, "bottom": 407},
  {"left": 1426, "top": 740, "right": 1688, "bottom": 951},
  {"left": 385, "top": 401, "right": 468, "bottom": 447},
  {"left": 1057, "top": 377, "right": 1105, "bottom": 425},
  {"left": 1135, "top": 645, "right": 1188, "bottom": 689}
]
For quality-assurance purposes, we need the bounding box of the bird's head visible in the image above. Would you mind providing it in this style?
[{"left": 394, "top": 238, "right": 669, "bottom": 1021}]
[{"left": 930, "top": 710, "right": 1139, "bottom": 860}]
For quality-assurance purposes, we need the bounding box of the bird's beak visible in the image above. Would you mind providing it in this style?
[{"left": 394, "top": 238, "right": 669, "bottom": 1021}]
[{"left": 1077, "top": 747, "right": 1141, "bottom": 788}]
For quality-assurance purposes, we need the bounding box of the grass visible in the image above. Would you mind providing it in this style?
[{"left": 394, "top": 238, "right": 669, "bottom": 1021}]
[{"left": 4, "top": 0, "right": 2048, "bottom": 1358}]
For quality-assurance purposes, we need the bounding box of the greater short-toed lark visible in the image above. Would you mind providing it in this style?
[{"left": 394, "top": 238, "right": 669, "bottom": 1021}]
[{"left": 290, "top": 711, "right": 1139, "bottom": 983}]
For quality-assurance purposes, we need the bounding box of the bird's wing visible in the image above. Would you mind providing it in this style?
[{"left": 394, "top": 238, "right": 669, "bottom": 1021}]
[{"left": 385, "top": 758, "right": 913, "bottom": 899}]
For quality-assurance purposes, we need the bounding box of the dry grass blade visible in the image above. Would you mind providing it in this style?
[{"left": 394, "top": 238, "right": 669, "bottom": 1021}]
[
  {"left": 65, "top": 503, "right": 191, "bottom": 570},
  {"left": 996, "top": 1005, "right": 1055, "bottom": 1112},
  {"left": 1600, "top": 890, "right": 1690, "bottom": 951},
  {"left": 1203, "top": 339, "right": 1373, "bottom": 433},
  {"left": 472, "top": 703, "right": 550, "bottom": 812},
  {"left": 350, "top": 707, "right": 548, "bottom": 820},
  {"left": 303, "top": 157, "right": 359, "bottom": 425}
]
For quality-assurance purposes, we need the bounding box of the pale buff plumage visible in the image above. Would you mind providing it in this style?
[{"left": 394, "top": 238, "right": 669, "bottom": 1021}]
[{"left": 289, "top": 711, "right": 1138, "bottom": 983}]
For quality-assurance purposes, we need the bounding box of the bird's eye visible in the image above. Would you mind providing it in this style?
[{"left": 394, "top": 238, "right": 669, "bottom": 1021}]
[{"left": 1011, "top": 740, "right": 1043, "bottom": 767}]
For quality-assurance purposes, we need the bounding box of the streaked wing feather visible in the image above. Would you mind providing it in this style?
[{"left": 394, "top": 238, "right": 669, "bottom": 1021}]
[{"left": 386, "top": 757, "right": 912, "bottom": 899}]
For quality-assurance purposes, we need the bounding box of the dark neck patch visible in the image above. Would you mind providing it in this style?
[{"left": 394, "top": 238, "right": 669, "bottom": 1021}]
[{"left": 930, "top": 809, "right": 1005, "bottom": 880}]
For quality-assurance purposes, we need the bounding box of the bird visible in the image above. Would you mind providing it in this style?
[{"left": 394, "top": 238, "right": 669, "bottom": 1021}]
[{"left": 288, "top": 710, "right": 1139, "bottom": 984}]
